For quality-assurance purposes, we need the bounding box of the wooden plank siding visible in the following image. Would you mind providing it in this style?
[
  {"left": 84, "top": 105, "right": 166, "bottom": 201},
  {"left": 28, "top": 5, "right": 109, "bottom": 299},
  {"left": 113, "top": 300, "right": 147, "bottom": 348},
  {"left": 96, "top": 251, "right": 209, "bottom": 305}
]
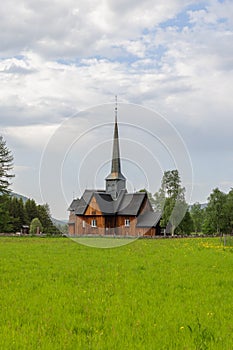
[
  {"left": 85, "top": 196, "right": 102, "bottom": 216},
  {"left": 68, "top": 196, "right": 158, "bottom": 237},
  {"left": 68, "top": 215, "right": 157, "bottom": 236}
]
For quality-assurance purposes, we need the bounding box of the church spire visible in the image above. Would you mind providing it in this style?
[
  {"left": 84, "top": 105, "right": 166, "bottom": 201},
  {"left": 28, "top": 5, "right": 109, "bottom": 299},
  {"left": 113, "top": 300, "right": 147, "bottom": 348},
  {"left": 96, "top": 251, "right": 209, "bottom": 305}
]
[
  {"left": 111, "top": 96, "right": 122, "bottom": 176},
  {"left": 105, "top": 96, "right": 126, "bottom": 199}
]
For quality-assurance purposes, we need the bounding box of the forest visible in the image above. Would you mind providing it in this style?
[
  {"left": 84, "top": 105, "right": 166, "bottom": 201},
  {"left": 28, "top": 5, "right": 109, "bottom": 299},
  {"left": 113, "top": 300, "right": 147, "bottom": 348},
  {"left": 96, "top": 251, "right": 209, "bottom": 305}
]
[{"left": 0, "top": 135, "right": 62, "bottom": 234}]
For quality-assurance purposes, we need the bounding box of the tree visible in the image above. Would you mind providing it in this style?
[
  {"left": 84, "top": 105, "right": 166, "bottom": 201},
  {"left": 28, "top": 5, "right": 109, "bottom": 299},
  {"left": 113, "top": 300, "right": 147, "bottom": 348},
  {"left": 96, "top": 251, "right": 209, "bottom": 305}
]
[
  {"left": 139, "top": 189, "right": 156, "bottom": 208},
  {"left": 190, "top": 202, "right": 204, "bottom": 233},
  {"left": 56, "top": 223, "right": 68, "bottom": 234},
  {"left": 0, "top": 135, "right": 14, "bottom": 194},
  {"left": 7, "top": 197, "right": 27, "bottom": 232},
  {"left": 203, "top": 188, "right": 227, "bottom": 235},
  {"left": 176, "top": 210, "right": 194, "bottom": 235},
  {"left": 25, "top": 199, "right": 38, "bottom": 223},
  {"left": 30, "top": 218, "right": 43, "bottom": 235},
  {"left": 37, "top": 204, "right": 60, "bottom": 235},
  {"left": 0, "top": 195, "right": 13, "bottom": 232},
  {"left": 155, "top": 170, "right": 187, "bottom": 235},
  {"left": 222, "top": 188, "right": 233, "bottom": 234}
]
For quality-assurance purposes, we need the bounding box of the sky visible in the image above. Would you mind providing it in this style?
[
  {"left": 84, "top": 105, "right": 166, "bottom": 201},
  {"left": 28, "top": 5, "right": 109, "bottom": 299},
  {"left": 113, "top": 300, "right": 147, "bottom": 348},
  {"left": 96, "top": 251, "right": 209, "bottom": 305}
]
[{"left": 1, "top": 0, "right": 233, "bottom": 219}]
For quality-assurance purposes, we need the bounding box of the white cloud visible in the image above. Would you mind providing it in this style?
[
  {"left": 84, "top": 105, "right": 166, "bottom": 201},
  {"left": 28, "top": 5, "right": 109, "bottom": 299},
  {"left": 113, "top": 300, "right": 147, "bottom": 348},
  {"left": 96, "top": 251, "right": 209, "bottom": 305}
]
[
  {"left": 4, "top": 124, "right": 59, "bottom": 149},
  {"left": 0, "top": 0, "right": 193, "bottom": 59},
  {"left": 1, "top": 0, "right": 233, "bottom": 217}
]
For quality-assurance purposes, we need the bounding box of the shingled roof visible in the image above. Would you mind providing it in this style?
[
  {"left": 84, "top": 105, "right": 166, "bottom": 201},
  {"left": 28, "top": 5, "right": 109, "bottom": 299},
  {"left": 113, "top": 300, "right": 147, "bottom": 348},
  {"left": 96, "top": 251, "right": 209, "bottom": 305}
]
[
  {"left": 69, "top": 190, "right": 150, "bottom": 217},
  {"left": 68, "top": 199, "right": 80, "bottom": 211},
  {"left": 136, "top": 211, "right": 161, "bottom": 227},
  {"left": 117, "top": 192, "right": 147, "bottom": 215}
]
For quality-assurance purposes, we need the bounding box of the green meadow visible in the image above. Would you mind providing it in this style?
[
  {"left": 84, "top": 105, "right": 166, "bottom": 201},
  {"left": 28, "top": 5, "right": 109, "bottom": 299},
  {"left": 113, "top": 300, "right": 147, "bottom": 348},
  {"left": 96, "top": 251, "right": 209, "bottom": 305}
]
[{"left": 0, "top": 237, "right": 233, "bottom": 350}]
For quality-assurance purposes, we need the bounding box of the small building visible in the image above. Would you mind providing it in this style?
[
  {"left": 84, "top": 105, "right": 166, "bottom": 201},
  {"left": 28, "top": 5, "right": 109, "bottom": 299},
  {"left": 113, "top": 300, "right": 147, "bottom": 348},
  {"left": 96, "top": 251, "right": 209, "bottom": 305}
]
[
  {"left": 21, "top": 225, "right": 29, "bottom": 235},
  {"left": 68, "top": 103, "right": 161, "bottom": 237}
]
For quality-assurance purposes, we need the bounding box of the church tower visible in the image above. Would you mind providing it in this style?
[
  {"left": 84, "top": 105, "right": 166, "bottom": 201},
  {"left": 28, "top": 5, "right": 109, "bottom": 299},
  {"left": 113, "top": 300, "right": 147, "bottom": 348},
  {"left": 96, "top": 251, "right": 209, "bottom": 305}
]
[{"left": 105, "top": 97, "right": 126, "bottom": 199}]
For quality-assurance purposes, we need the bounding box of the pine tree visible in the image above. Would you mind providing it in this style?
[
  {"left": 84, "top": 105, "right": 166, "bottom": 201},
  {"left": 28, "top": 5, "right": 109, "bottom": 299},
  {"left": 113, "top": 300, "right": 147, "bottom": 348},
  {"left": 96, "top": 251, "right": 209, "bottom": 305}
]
[
  {"left": 0, "top": 195, "right": 13, "bottom": 232},
  {"left": 37, "top": 204, "right": 60, "bottom": 235},
  {"left": 8, "top": 197, "right": 27, "bottom": 232},
  {"left": 0, "top": 135, "right": 14, "bottom": 195},
  {"left": 25, "top": 199, "right": 38, "bottom": 223},
  {"left": 0, "top": 136, "right": 14, "bottom": 232}
]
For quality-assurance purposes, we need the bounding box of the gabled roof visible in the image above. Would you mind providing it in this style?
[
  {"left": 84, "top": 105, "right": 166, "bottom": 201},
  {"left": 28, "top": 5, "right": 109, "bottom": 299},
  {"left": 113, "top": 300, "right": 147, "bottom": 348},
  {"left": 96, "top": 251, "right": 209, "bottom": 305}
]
[
  {"left": 69, "top": 190, "right": 149, "bottom": 217},
  {"left": 118, "top": 192, "right": 146, "bottom": 216},
  {"left": 75, "top": 189, "right": 126, "bottom": 216},
  {"left": 94, "top": 192, "right": 115, "bottom": 214},
  {"left": 136, "top": 211, "right": 161, "bottom": 227},
  {"left": 68, "top": 199, "right": 80, "bottom": 211},
  {"left": 117, "top": 192, "right": 146, "bottom": 216},
  {"left": 76, "top": 189, "right": 96, "bottom": 215},
  {"left": 71, "top": 189, "right": 103, "bottom": 215}
]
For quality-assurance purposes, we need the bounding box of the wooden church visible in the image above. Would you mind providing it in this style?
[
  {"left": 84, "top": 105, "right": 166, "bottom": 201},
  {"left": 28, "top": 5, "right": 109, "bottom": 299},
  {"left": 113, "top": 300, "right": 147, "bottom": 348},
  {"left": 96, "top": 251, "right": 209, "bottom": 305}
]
[{"left": 68, "top": 103, "right": 161, "bottom": 237}]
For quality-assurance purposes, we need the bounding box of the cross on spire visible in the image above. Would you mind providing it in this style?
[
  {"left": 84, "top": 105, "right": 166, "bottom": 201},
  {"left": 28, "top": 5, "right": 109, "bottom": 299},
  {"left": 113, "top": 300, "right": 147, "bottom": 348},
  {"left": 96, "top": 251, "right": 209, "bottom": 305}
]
[{"left": 115, "top": 95, "right": 118, "bottom": 122}]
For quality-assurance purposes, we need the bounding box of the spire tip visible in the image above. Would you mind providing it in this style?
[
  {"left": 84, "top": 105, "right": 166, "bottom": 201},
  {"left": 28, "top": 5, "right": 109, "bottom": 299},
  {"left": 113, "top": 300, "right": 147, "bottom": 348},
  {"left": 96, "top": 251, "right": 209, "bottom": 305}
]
[{"left": 115, "top": 95, "right": 118, "bottom": 122}]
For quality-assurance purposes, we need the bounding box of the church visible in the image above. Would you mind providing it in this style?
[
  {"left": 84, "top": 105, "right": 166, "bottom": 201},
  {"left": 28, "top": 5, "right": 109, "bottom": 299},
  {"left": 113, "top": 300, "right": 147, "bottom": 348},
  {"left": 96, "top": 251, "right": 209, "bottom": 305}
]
[{"left": 68, "top": 103, "right": 161, "bottom": 237}]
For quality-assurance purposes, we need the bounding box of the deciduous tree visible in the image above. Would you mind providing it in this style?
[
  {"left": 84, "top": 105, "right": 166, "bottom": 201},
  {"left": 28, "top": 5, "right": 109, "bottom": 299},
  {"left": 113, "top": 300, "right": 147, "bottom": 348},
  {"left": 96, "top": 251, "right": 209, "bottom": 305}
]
[
  {"left": 30, "top": 218, "right": 43, "bottom": 235},
  {"left": 155, "top": 170, "right": 187, "bottom": 235},
  {"left": 190, "top": 202, "right": 204, "bottom": 233},
  {"left": 203, "top": 188, "right": 227, "bottom": 235}
]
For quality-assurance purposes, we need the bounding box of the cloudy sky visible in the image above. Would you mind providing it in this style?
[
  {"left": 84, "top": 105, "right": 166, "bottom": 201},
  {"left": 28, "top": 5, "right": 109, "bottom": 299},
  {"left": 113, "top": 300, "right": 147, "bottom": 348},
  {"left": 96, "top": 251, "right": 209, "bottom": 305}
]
[{"left": 1, "top": 0, "right": 233, "bottom": 219}]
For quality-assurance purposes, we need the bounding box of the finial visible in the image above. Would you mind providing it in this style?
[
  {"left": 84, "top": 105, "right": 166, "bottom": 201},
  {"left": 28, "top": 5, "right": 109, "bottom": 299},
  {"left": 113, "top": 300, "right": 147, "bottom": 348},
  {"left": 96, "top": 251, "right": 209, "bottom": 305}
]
[{"left": 115, "top": 95, "right": 118, "bottom": 122}]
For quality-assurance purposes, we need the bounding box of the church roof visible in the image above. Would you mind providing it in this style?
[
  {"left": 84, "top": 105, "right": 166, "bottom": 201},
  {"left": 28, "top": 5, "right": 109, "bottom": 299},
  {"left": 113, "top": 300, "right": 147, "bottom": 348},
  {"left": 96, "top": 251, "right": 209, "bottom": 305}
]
[
  {"left": 68, "top": 199, "right": 80, "bottom": 211},
  {"left": 136, "top": 211, "right": 161, "bottom": 227},
  {"left": 117, "top": 193, "right": 147, "bottom": 215},
  {"left": 69, "top": 190, "right": 149, "bottom": 217}
]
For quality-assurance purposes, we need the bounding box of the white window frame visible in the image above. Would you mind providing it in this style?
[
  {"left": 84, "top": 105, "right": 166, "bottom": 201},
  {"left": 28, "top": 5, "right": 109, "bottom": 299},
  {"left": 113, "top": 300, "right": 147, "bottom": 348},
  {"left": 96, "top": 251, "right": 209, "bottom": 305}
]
[
  {"left": 125, "top": 219, "right": 130, "bottom": 227},
  {"left": 91, "top": 219, "right": 97, "bottom": 228},
  {"left": 82, "top": 220, "right": 86, "bottom": 228}
]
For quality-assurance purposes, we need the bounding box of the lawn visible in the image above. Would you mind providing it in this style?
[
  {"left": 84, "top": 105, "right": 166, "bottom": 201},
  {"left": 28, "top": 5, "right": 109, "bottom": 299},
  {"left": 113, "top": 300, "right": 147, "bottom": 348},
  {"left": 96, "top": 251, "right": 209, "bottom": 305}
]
[{"left": 0, "top": 236, "right": 232, "bottom": 349}]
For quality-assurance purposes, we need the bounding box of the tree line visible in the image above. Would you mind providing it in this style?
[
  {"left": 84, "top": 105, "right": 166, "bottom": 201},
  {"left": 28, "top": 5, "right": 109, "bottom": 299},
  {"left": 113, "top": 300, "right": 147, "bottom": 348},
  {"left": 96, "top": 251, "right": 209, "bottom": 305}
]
[
  {"left": 0, "top": 195, "right": 61, "bottom": 234},
  {"left": 143, "top": 170, "right": 233, "bottom": 236},
  {"left": 0, "top": 135, "right": 61, "bottom": 234}
]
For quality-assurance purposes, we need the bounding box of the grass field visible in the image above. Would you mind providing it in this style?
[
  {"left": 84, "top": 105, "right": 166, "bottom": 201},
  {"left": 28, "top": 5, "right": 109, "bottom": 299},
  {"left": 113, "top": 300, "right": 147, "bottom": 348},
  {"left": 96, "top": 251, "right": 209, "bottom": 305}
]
[{"left": 0, "top": 237, "right": 233, "bottom": 349}]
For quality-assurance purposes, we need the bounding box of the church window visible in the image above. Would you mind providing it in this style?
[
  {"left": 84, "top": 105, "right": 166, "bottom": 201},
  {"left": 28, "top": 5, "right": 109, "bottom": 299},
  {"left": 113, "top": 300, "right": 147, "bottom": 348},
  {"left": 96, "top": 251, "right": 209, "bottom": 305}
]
[
  {"left": 125, "top": 219, "right": 130, "bottom": 227},
  {"left": 91, "top": 219, "right": 97, "bottom": 228}
]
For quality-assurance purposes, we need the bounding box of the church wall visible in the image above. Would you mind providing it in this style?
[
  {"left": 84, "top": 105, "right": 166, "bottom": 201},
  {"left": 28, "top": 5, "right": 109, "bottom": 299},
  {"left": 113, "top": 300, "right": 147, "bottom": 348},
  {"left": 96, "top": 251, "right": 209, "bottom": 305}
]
[
  {"left": 68, "top": 212, "right": 76, "bottom": 235},
  {"left": 116, "top": 216, "right": 137, "bottom": 236},
  {"left": 137, "top": 227, "right": 156, "bottom": 236},
  {"left": 73, "top": 215, "right": 105, "bottom": 235},
  {"left": 68, "top": 193, "right": 159, "bottom": 236},
  {"left": 68, "top": 213, "right": 158, "bottom": 236}
]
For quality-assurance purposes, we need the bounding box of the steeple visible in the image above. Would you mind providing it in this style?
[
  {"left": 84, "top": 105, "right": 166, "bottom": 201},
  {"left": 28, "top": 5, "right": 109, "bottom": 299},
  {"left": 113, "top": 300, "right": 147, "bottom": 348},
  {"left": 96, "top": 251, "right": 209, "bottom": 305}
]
[{"left": 105, "top": 96, "right": 126, "bottom": 199}]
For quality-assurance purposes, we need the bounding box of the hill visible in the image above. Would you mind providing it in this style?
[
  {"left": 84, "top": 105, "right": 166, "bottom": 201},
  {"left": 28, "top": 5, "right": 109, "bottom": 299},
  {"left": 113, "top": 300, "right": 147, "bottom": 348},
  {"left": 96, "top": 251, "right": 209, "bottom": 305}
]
[{"left": 10, "top": 192, "right": 28, "bottom": 203}]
